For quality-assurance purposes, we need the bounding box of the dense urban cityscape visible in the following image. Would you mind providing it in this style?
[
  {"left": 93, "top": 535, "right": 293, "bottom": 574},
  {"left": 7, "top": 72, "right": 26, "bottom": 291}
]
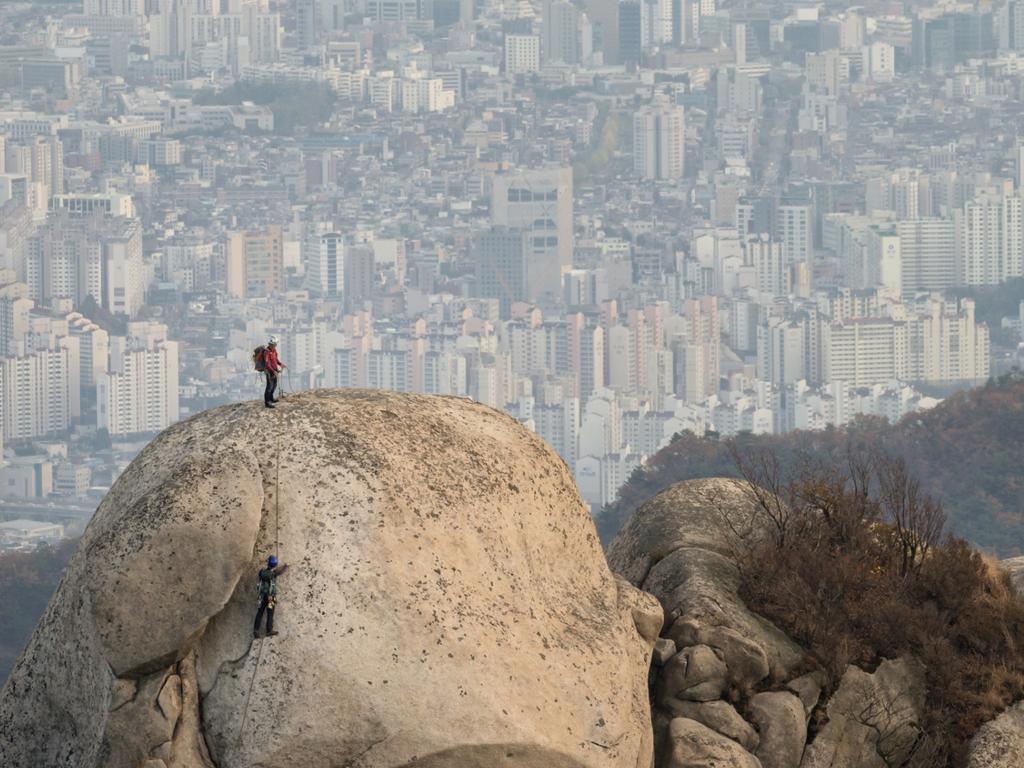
[{"left": 1, "top": 0, "right": 1024, "bottom": 549}]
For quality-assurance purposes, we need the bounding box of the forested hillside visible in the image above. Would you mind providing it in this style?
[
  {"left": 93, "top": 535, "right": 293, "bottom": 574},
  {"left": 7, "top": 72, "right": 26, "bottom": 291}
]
[
  {"left": 597, "top": 373, "right": 1024, "bottom": 556},
  {"left": 0, "top": 540, "right": 76, "bottom": 683}
]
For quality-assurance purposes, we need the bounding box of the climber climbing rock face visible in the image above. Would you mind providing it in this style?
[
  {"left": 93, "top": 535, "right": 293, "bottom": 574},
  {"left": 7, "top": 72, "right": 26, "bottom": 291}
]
[{"left": 254, "top": 555, "right": 289, "bottom": 639}]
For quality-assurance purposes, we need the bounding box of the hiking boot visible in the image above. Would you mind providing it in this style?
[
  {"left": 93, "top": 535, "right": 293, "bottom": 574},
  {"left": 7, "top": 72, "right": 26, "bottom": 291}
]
[
  {"left": 264, "top": 402, "right": 275, "bottom": 409},
  {"left": 266, "top": 630, "right": 279, "bottom": 637},
  {"left": 253, "top": 631, "right": 261, "bottom": 639}
]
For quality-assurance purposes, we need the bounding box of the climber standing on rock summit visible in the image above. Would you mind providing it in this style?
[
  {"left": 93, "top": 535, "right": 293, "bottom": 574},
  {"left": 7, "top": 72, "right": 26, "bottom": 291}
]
[
  {"left": 254, "top": 555, "right": 289, "bottom": 638},
  {"left": 255, "top": 335, "right": 286, "bottom": 409}
]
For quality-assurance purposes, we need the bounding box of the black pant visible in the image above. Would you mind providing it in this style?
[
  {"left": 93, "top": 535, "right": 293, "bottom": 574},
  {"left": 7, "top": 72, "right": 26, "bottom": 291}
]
[
  {"left": 264, "top": 372, "right": 278, "bottom": 404},
  {"left": 254, "top": 595, "right": 274, "bottom": 634}
]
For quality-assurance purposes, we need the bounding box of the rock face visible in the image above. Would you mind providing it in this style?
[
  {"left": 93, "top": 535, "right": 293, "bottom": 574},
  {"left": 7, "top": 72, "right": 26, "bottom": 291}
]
[
  {"left": 0, "top": 389, "right": 661, "bottom": 768},
  {"left": 1002, "top": 556, "right": 1024, "bottom": 595},
  {"left": 608, "top": 479, "right": 806, "bottom": 767},
  {"left": 800, "top": 658, "right": 926, "bottom": 768},
  {"left": 608, "top": 479, "right": 804, "bottom": 686},
  {"left": 608, "top": 478, "right": 935, "bottom": 768},
  {"left": 968, "top": 701, "right": 1024, "bottom": 768},
  {"left": 747, "top": 692, "right": 805, "bottom": 768},
  {"left": 662, "top": 718, "right": 763, "bottom": 768}
]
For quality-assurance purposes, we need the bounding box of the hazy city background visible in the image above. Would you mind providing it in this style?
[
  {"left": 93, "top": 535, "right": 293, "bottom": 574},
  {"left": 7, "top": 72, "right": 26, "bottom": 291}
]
[{"left": 1, "top": 0, "right": 1023, "bottom": 554}]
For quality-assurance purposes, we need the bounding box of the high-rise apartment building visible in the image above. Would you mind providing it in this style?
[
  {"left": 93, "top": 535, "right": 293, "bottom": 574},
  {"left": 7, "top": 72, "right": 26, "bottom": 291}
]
[
  {"left": 679, "top": 296, "right": 720, "bottom": 395},
  {"left": 904, "top": 296, "right": 989, "bottom": 383},
  {"left": 822, "top": 297, "right": 989, "bottom": 386},
  {"left": 825, "top": 318, "right": 907, "bottom": 386},
  {"left": 567, "top": 313, "right": 604, "bottom": 399},
  {"left": 618, "top": 0, "right": 644, "bottom": 64},
  {"left": 0, "top": 286, "right": 32, "bottom": 358},
  {"left": 0, "top": 347, "right": 75, "bottom": 440},
  {"left": 226, "top": 226, "right": 284, "bottom": 299},
  {"left": 491, "top": 166, "right": 573, "bottom": 308},
  {"left": 863, "top": 41, "right": 895, "bottom": 81},
  {"left": 104, "top": 222, "right": 146, "bottom": 317},
  {"left": 805, "top": 50, "right": 842, "bottom": 95},
  {"left": 866, "top": 169, "right": 930, "bottom": 219},
  {"left": 777, "top": 195, "right": 812, "bottom": 264},
  {"left": 606, "top": 324, "right": 637, "bottom": 391},
  {"left": 3, "top": 136, "right": 63, "bottom": 199},
  {"left": 26, "top": 214, "right": 144, "bottom": 317},
  {"left": 504, "top": 34, "right": 540, "bottom": 74},
  {"left": 913, "top": 9, "right": 995, "bottom": 71},
  {"left": 955, "top": 195, "right": 1023, "bottom": 286},
  {"left": 998, "top": 0, "right": 1024, "bottom": 51},
  {"left": 246, "top": 7, "right": 281, "bottom": 63},
  {"left": 97, "top": 325, "right": 180, "bottom": 436},
  {"left": 474, "top": 227, "right": 528, "bottom": 317},
  {"left": 671, "top": 339, "right": 708, "bottom": 402},
  {"left": 757, "top": 317, "right": 805, "bottom": 385},
  {"left": 304, "top": 232, "right": 345, "bottom": 299},
  {"left": 744, "top": 234, "right": 787, "bottom": 296},
  {"left": 66, "top": 312, "right": 109, "bottom": 390},
  {"left": 1017, "top": 143, "right": 1024, "bottom": 192},
  {"left": 533, "top": 397, "right": 580, "bottom": 469},
  {"left": 296, "top": 0, "right": 320, "bottom": 48},
  {"left": 633, "top": 96, "right": 685, "bottom": 181},
  {"left": 343, "top": 245, "right": 375, "bottom": 312},
  {"left": 896, "top": 218, "right": 957, "bottom": 292},
  {"left": 585, "top": 0, "right": 619, "bottom": 64},
  {"left": 542, "top": 0, "right": 583, "bottom": 64},
  {"left": 861, "top": 224, "right": 902, "bottom": 295}
]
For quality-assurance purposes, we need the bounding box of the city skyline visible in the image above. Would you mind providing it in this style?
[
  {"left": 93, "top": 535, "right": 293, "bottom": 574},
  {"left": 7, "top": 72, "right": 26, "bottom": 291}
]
[{"left": 1, "top": 0, "right": 1024, "bottom": 537}]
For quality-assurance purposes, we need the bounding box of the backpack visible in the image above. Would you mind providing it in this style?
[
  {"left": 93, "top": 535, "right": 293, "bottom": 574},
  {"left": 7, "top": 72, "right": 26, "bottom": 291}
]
[{"left": 253, "top": 345, "right": 267, "bottom": 372}]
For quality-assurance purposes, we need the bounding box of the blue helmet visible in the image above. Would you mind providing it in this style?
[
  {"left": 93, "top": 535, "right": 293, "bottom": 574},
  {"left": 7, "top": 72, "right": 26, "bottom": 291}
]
[{"left": 267, "top": 555, "right": 278, "bottom": 568}]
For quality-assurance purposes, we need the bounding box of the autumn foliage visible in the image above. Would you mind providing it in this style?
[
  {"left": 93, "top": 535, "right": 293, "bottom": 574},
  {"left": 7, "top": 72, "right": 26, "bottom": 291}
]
[{"left": 728, "top": 446, "right": 1024, "bottom": 767}]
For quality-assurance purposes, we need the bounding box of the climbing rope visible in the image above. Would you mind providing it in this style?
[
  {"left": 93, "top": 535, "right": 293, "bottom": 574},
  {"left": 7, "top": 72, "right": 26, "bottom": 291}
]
[
  {"left": 280, "top": 367, "right": 293, "bottom": 398},
  {"left": 236, "top": 430, "right": 284, "bottom": 746},
  {"left": 274, "top": 441, "right": 281, "bottom": 559},
  {"left": 236, "top": 635, "right": 267, "bottom": 748}
]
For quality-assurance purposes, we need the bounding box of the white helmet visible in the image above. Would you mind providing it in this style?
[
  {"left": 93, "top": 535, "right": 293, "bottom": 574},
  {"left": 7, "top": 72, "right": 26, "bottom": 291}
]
[{"left": 268, "top": 335, "right": 278, "bottom": 346}]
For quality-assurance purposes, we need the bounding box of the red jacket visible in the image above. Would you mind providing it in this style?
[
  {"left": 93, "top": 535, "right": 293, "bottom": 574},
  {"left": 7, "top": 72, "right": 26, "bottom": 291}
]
[{"left": 263, "top": 346, "right": 282, "bottom": 374}]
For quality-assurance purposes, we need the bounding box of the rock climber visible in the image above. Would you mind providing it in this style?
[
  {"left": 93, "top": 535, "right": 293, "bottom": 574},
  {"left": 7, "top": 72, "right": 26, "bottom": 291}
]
[
  {"left": 261, "top": 335, "right": 286, "bottom": 409},
  {"left": 254, "top": 555, "right": 289, "bottom": 638}
]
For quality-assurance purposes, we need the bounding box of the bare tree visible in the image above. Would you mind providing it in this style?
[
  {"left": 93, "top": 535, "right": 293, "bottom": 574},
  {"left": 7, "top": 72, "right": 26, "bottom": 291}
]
[
  {"left": 876, "top": 455, "right": 946, "bottom": 578},
  {"left": 727, "top": 441, "right": 797, "bottom": 550}
]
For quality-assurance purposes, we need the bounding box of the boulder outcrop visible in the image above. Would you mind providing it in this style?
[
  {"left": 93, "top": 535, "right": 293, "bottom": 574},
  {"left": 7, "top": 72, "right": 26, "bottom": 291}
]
[
  {"left": 662, "top": 718, "right": 763, "bottom": 768},
  {"left": 0, "top": 389, "right": 660, "bottom": 768},
  {"left": 800, "top": 658, "right": 926, "bottom": 768},
  {"left": 747, "top": 692, "right": 805, "bottom": 768},
  {"left": 608, "top": 478, "right": 938, "bottom": 768},
  {"left": 608, "top": 479, "right": 804, "bottom": 685}
]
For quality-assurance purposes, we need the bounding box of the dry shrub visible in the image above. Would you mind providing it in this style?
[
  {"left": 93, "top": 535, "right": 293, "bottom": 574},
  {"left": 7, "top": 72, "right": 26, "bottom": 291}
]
[{"left": 732, "top": 444, "right": 1024, "bottom": 768}]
